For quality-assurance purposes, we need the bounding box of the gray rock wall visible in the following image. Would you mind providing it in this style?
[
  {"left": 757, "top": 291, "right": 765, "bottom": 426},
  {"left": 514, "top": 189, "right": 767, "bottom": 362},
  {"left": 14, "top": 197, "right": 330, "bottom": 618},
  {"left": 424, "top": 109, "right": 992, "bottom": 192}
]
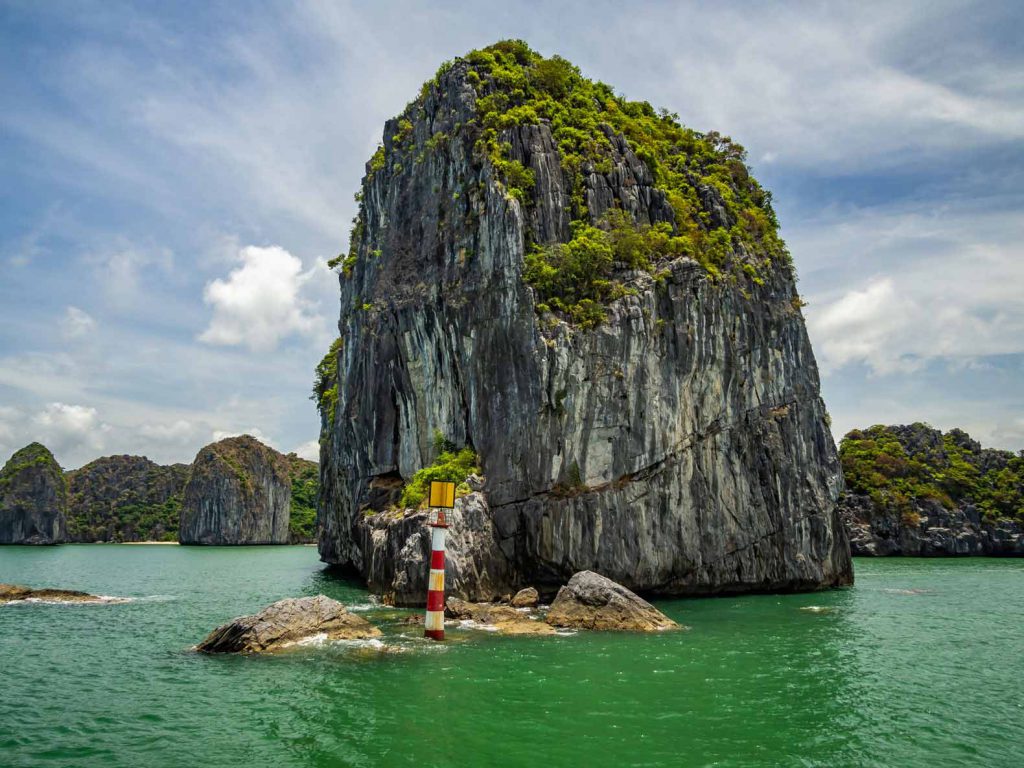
[
  {"left": 840, "top": 493, "right": 1024, "bottom": 556},
  {"left": 318, "top": 61, "right": 852, "bottom": 602},
  {"left": 0, "top": 443, "right": 67, "bottom": 545},
  {"left": 179, "top": 436, "right": 290, "bottom": 545}
]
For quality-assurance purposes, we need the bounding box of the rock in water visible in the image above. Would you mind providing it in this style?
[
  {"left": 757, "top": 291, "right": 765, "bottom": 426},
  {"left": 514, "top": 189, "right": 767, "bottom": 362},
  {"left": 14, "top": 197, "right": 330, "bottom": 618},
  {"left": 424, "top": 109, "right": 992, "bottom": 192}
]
[
  {"left": 0, "top": 584, "right": 103, "bottom": 603},
  {"left": 511, "top": 587, "right": 539, "bottom": 608},
  {"left": 446, "top": 596, "right": 555, "bottom": 635},
  {"left": 196, "top": 595, "right": 381, "bottom": 653},
  {"left": 0, "top": 443, "right": 67, "bottom": 545},
  {"left": 316, "top": 41, "right": 852, "bottom": 600},
  {"left": 546, "top": 571, "right": 678, "bottom": 632},
  {"left": 179, "top": 435, "right": 291, "bottom": 545},
  {"left": 66, "top": 455, "right": 189, "bottom": 542}
]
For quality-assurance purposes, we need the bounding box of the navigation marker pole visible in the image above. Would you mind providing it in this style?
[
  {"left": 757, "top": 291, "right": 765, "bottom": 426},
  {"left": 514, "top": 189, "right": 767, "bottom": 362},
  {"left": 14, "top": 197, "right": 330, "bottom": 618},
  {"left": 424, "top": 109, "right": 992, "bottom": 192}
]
[{"left": 424, "top": 480, "right": 456, "bottom": 641}]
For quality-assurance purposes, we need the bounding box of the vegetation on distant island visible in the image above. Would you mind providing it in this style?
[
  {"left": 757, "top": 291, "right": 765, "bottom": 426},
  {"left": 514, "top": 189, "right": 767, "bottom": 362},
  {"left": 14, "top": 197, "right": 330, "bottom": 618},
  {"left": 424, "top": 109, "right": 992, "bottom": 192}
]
[
  {"left": 339, "top": 40, "right": 788, "bottom": 328},
  {"left": 840, "top": 424, "right": 1024, "bottom": 524},
  {"left": 66, "top": 457, "right": 187, "bottom": 542},
  {"left": 0, "top": 443, "right": 63, "bottom": 490},
  {"left": 398, "top": 433, "right": 479, "bottom": 509},
  {"left": 288, "top": 456, "right": 318, "bottom": 541}
]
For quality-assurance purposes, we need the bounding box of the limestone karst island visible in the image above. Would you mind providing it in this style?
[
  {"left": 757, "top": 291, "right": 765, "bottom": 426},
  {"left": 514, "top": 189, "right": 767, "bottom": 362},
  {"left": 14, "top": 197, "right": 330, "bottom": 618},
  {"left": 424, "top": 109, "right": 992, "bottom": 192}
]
[{"left": 2, "top": 13, "right": 1023, "bottom": 768}]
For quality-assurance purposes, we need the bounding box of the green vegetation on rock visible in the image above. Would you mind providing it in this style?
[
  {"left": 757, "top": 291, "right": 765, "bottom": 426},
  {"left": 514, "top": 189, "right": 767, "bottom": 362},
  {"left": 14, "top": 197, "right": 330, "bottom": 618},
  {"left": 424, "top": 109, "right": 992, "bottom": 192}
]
[
  {"left": 399, "top": 446, "right": 479, "bottom": 509},
  {"left": 840, "top": 424, "right": 1024, "bottom": 523},
  {"left": 287, "top": 455, "right": 318, "bottom": 542},
  {"left": 346, "top": 40, "right": 788, "bottom": 327},
  {"left": 0, "top": 443, "right": 63, "bottom": 490},
  {"left": 313, "top": 337, "right": 342, "bottom": 425}
]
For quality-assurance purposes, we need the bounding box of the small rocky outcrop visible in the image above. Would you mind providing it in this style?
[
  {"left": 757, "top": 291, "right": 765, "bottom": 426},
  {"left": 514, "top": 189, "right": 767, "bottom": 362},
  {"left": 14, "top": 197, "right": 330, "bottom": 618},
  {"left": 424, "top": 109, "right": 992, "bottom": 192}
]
[
  {"left": 0, "top": 584, "right": 102, "bottom": 603},
  {"left": 839, "top": 424, "right": 1024, "bottom": 556},
  {"left": 511, "top": 587, "right": 539, "bottom": 608},
  {"left": 196, "top": 595, "right": 381, "bottom": 653},
  {"left": 357, "top": 491, "right": 517, "bottom": 606},
  {"left": 545, "top": 571, "right": 678, "bottom": 631},
  {"left": 66, "top": 455, "right": 189, "bottom": 542},
  {"left": 445, "top": 596, "right": 555, "bottom": 635},
  {"left": 0, "top": 443, "right": 67, "bottom": 545},
  {"left": 179, "top": 435, "right": 291, "bottom": 545}
]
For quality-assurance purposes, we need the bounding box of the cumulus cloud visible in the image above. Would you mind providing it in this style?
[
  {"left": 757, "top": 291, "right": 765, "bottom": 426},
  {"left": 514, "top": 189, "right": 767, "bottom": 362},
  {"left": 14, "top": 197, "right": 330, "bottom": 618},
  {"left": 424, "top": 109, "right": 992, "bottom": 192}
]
[
  {"left": 292, "top": 439, "right": 320, "bottom": 461},
  {"left": 801, "top": 205, "right": 1024, "bottom": 375},
  {"left": 199, "top": 245, "right": 323, "bottom": 352},
  {"left": 30, "top": 402, "right": 110, "bottom": 460}
]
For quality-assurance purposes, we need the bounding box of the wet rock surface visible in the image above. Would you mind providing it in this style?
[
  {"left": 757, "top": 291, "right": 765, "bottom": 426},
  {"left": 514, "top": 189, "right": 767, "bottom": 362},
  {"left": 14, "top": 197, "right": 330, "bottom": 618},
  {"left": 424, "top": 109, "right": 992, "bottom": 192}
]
[
  {"left": 196, "top": 595, "right": 381, "bottom": 653},
  {"left": 545, "top": 571, "right": 678, "bottom": 632},
  {"left": 180, "top": 435, "right": 291, "bottom": 545},
  {"left": 318, "top": 56, "right": 852, "bottom": 600},
  {"left": 0, "top": 443, "right": 67, "bottom": 545},
  {"left": 0, "top": 584, "right": 102, "bottom": 603},
  {"left": 445, "top": 596, "right": 555, "bottom": 635}
]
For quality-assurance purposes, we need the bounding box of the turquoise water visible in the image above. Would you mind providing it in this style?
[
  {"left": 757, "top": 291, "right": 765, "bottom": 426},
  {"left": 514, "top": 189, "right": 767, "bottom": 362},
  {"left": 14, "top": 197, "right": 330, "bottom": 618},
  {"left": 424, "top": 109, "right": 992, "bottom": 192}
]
[{"left": 1, "top": 546, "right": 1022, "bottom": 767}]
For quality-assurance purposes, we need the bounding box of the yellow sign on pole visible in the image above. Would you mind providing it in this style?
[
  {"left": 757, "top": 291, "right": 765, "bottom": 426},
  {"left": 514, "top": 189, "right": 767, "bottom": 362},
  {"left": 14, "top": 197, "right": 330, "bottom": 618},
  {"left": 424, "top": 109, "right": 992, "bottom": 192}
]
[{"left": 429, "top": 480, "right": 456, "bottom": 509}]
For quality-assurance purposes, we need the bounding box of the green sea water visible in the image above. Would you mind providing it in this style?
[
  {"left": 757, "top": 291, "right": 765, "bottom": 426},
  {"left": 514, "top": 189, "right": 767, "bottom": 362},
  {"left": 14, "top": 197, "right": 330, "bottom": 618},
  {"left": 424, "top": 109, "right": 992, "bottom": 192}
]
[{"left": 1, "top": 545, "right": 1021, "bottom": 768}]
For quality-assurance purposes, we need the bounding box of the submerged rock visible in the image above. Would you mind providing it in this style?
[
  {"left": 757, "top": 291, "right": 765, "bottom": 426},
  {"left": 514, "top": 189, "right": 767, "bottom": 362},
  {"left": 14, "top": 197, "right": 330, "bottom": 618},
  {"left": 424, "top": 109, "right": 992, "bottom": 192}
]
[
  {"left": 196, "top": 595, "right": 381, "bottom": 653},
  {"left": 545, "top": 571, "right": 678, "bottom": 632},
  {"left": 0, "top": 584, "right": 102, "bottom": 603},
  {"left": 179, "top": 435, "right": 291, "bottom": 545},
  {"left": 0, "top": 443, "right": 67, "bottom": 545},
  {"left": 316, "top": 42, "right": 852, "bottom": 599},
  {"left": 445, "top": 596, "right": 555, "bottom": 635}
]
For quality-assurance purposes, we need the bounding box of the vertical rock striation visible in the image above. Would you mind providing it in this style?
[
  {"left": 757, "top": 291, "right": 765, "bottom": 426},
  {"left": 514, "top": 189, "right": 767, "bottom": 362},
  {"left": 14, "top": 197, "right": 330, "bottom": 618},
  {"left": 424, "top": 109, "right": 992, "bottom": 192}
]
[
  {"left": 316, "top": 42, "right": 852, "bottom": 603},
  {"left": 179, "top": 435, "right": 291, "bottom": 545},
  {"left": 0, "top": 443, "right": 68, "bottom": 545}
]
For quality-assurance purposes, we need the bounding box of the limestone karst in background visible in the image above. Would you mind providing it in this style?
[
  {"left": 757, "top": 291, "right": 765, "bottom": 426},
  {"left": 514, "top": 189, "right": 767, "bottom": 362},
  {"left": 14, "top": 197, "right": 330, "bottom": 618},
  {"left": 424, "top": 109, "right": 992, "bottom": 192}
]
[
  {"left": 67, "top": 455, "right": 189, "bottom": 542},
  {"left": 0, "top": 442, "right": 67, "bottom": 545},
  {"left": 179, "top": 435, "right": 293, "bottom": 545},
  {"left": 315, "top": 40, "right": 853, "bottom": 602},
  {"left": 839, "top": 423, "right": 1024, "bottom": 555},
  {"left": 0, "top": 436, "right": 319, "bottom": 546}
]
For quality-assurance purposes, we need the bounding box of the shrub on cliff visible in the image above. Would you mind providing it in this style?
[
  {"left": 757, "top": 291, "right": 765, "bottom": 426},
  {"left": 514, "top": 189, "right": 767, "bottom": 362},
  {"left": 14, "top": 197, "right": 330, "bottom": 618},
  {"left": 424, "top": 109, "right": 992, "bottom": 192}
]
[{"left": 398, "top": 447, "right": 479, "bottom": 509}]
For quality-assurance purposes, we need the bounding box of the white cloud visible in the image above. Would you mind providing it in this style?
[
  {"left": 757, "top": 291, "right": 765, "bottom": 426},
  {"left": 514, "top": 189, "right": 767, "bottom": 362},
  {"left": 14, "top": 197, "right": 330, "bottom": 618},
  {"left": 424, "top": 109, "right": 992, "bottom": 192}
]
[
  {"left": 801, "top": 205, "right": 1024, "bottom": 374},
  {"left": 138, "top": 419, "right": 196, "bottom": 443},
  {"left": 63, "top": 306, "right": 96, "bottom": 339},
  {"left": 293, "top": 439, "right": 320, "bottom": 461},
  {"left": 199, "top": 245, "right": 323, "bottom": 352},
  {"left": 30, "top": 402, "right": 110, "bottom": 461},
  {"left": 212, "top": 426, "right": 270, "bottom": 445}
]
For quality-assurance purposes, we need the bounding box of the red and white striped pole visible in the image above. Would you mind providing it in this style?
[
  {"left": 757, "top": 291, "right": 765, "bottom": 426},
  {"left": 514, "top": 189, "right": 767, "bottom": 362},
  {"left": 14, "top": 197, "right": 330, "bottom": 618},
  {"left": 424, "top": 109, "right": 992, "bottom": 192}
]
[{"left": 424, "top": 480, "right": 455, "bottom": 641}]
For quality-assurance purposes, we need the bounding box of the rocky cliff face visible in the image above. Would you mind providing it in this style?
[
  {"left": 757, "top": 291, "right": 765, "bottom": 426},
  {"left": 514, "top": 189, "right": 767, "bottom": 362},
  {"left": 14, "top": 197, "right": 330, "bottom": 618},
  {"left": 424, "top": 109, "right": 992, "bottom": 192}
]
[
  {"left": 66, "top": 456, "right": 189, "bottom": 542},
  {"left": 839, "top": 423, "right": 1024, "bottom": 555},
  {"left": 179, "top": 436, "right": 291, "bottom": 545},
  {"left": 317, "top": 42, "right": 852, "bottom": 603},
  {"left": 0, "top": 443, "right": 67, "bottom": 545}
]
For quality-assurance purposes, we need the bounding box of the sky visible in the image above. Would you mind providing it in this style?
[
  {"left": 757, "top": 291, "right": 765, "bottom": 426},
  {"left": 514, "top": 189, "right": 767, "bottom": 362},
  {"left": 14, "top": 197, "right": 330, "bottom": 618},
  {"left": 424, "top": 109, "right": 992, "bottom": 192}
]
[{"left": 1, "top": 0, "right": 1022, "bottom": 469}]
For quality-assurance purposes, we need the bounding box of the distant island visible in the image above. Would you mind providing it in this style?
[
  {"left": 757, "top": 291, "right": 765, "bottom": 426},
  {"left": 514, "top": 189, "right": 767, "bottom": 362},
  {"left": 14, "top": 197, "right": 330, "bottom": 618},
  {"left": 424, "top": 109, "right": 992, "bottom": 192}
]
[
  {"left": 0, "top": 436, "right": 317, "bottom": 545},
  {"left": 839, "top": 423, "right": 1023, "bottom": 555}
]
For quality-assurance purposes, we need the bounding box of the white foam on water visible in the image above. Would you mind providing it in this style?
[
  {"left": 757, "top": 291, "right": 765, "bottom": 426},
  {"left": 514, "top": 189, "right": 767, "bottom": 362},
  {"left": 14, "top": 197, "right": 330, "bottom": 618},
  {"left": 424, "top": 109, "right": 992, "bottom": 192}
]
[
  {"left": 2, "top": 595, "right": 133, "bottom": 606},
  {"left": 800, "top": 606, "right": 833, "bottom": 613}
]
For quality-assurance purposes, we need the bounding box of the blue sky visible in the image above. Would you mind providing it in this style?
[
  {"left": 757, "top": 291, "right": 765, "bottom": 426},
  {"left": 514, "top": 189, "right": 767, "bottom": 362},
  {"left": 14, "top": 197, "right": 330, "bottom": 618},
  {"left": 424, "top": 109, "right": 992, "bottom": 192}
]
[{"left": 1, "top": 0, "right": 1022, "bottom": 469}]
